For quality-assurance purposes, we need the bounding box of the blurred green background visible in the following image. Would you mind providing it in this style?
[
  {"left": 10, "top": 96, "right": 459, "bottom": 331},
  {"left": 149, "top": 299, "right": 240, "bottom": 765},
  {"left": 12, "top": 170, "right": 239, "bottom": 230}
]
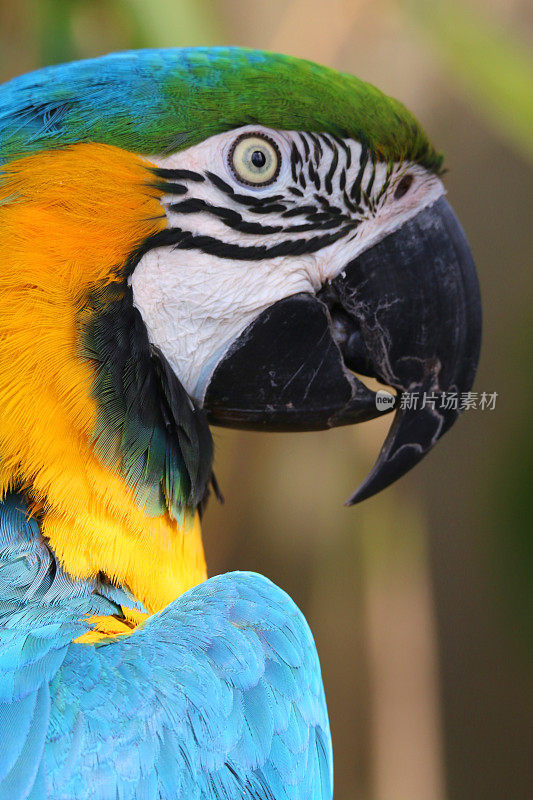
[{"left": 1, "top": 1, "right": 531, "bottom": 798}]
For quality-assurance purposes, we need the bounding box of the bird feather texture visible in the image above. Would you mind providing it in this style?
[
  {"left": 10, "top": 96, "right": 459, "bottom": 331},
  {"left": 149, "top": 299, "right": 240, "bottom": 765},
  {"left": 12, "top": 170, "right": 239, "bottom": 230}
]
[
  {"left": 0, "top": 144, "right": 207, "bottom": 613},
  {"left": 0, "top": 47, "right": 442, "bottom": 171},
  {"left": 0, "top": 46, "right": 446, "bottom": 798},
  {"left": 0, "top": 496, "right": 332, "bottom": 800}
]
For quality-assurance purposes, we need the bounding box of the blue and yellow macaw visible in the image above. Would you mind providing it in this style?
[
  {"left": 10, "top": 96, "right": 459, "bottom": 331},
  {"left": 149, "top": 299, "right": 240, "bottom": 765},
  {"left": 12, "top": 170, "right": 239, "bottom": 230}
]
[{"left": 0, "top": 48, "right": 481, "bottom": 799}]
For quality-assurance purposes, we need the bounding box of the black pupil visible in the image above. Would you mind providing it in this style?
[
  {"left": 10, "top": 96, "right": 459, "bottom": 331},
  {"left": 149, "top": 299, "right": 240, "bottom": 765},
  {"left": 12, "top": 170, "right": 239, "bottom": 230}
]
[
  {"left": 394, "top": 174, "right": 413, "bottom": 200},
  {"left": 251, "top": 149, "right": 266, "bottom": 168}
]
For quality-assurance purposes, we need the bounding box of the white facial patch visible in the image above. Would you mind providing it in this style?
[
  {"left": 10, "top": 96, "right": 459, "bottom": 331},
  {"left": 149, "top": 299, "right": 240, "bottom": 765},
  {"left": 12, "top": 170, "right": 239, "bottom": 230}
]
[{"left": 131, "top": 126, "right": 445, "bottom": 403}]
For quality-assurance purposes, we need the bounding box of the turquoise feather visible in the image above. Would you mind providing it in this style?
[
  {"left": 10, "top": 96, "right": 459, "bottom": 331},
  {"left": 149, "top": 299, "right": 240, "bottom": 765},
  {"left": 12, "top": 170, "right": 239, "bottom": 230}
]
[
  {"left": 0, "top": 45, "right": 441, "bottom": 798},
  {"left": 0, "top": 495, "right": 332, "bottom": 799},
  {"left": 0, "top": 47, "right": 442, "bottom": 171}
]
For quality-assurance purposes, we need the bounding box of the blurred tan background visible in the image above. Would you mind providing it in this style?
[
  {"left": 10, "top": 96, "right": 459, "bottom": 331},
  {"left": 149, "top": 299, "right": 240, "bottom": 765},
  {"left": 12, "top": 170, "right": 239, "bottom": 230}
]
[{"left": 1, "top": 2, "right": 531, "bottom": 798}]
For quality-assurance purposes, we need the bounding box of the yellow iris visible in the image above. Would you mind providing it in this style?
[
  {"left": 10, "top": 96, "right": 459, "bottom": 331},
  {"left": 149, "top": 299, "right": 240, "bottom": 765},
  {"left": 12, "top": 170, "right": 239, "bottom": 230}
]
[{"left": 229, "top": 133, "right": 280, "bottom": 186}]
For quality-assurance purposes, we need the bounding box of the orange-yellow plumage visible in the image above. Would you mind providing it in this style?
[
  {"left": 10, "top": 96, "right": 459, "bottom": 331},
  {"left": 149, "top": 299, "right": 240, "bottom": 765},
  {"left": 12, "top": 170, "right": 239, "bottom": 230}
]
[{"left": 0, "top": 143, "right": 206, "bottom": 615}]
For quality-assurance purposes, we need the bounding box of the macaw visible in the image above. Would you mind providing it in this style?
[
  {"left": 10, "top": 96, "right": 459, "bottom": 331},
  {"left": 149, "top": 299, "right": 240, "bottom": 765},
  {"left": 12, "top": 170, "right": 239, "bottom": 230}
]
[{"left": 0, "top": 48, "right": 481, "bottom": 800}]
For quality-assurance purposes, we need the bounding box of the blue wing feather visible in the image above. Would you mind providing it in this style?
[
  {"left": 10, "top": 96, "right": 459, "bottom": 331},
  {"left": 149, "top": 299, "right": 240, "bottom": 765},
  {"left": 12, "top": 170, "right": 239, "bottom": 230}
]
[{"left": 0, "top": 494, "right": 333, "bottom": 799}]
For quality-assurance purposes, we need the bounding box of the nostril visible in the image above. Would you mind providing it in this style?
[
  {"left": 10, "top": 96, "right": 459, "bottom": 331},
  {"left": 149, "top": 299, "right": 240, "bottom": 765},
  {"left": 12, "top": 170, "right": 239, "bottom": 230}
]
[{"left": 394, "top": 173, "right": 413, "bottom": 200}]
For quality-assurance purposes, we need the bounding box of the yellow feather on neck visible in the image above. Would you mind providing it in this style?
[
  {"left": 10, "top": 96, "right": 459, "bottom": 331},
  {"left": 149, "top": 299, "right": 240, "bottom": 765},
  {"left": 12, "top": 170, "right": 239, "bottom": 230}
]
[{"left": 0, "top": 143, "right": 207, "bottom": 614}]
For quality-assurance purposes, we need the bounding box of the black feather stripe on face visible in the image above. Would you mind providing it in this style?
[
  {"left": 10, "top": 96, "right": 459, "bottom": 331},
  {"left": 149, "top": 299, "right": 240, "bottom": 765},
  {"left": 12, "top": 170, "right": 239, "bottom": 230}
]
[
  {"left": 80, "top": 283, "right": 216, "bottom": 518},
  {"left": 126, "top": 225, "right": 352, "bottom": 273},
  {"left": 138, "top": 133, "right": 388, "bottom": 270},
  {"left": 92, "top": 133, "right": 374, "bottom": 508}
]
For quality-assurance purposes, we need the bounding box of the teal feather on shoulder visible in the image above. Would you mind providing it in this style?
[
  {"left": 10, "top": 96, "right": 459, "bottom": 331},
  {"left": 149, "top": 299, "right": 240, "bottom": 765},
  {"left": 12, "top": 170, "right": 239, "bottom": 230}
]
[{"left": 0, "top": 494, "right": 332, "bottom": 800}]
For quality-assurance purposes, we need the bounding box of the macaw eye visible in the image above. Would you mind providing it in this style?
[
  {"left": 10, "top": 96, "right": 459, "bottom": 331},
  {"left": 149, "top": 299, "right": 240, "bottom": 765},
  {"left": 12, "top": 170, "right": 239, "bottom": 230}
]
[{"left": 228, "top": 133, "right": 281, "bottom": 186}]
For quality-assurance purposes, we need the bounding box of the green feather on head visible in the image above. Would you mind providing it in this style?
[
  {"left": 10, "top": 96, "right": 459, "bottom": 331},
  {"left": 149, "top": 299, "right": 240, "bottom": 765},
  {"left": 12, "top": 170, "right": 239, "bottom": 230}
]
[
  {"left": 1, "top": 46, "right": 450, "bottom": 521},
  {"left": 0, "top": 47, "right": 443, "bottom": 172}
]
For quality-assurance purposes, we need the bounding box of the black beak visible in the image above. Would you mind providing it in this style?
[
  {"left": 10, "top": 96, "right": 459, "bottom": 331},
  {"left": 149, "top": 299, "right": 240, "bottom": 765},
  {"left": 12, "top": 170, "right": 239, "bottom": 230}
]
[{"left": 204, "top": 196, "right": 481, "bottom": 504}]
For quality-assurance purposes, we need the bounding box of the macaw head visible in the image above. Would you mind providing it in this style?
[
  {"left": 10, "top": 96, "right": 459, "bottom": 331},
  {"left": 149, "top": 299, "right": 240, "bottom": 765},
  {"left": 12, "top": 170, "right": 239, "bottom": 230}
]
[
  {"left": 0, "top": 46, "right": 482, "bottom": 507},
  {"left": 0, "top": 48, "right": 481, "bottom": 609}
]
